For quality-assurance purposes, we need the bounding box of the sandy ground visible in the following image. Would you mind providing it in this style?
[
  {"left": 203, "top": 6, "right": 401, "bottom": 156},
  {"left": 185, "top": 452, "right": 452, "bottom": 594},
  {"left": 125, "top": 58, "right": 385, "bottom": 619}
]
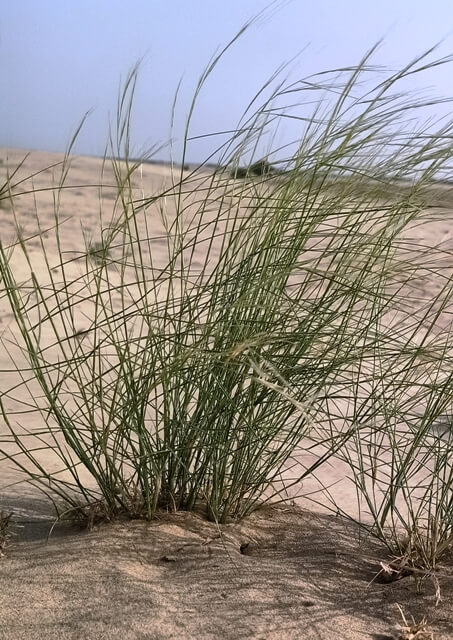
[
  {"left": 1, "top": 498, "right": 452, "bottom": 640},
  {"left": 1, "top": 148, "right": 453, "bottom": 639}
]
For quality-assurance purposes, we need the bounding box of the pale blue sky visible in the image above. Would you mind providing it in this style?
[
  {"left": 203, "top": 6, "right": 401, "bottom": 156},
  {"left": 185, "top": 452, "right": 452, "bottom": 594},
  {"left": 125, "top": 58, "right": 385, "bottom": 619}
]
[{"left": 1, "top": 1, "right": 453, "bottom": 162}]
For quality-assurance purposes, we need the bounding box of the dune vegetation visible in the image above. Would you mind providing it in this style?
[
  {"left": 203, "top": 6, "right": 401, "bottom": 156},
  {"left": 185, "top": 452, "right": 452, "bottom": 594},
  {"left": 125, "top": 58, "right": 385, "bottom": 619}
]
[{"left": 1, "top": 35, "right": 453, "bottom": 579}]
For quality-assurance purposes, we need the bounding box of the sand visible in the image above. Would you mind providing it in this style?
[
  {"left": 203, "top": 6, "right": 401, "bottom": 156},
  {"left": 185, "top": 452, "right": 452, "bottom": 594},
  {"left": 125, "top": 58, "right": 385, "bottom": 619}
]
[
  {"left": 1, "top": 497, "right": 452, "bottom": 640},
  {"left": 1, "top": 148, "right": 453, "bottom": 639}
]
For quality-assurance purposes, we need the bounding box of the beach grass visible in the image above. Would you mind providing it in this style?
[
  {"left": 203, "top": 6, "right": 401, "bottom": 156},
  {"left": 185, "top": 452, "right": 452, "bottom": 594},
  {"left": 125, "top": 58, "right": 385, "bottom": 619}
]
[{"left": 1, "top": 32, "right": 453, "bottom": 572}]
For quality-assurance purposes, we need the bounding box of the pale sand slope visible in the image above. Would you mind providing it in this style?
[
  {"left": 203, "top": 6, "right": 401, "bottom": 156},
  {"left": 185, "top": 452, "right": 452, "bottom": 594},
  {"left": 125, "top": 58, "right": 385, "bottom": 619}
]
[{"left": 1, "top": 148, "right": 453, "bottom": 639}]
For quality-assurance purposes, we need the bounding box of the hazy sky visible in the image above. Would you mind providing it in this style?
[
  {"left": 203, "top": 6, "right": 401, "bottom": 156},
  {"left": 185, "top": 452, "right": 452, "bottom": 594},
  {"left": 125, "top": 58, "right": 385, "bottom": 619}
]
[{"left": 1, "top": 1, "right": 453, "bottom": 163}]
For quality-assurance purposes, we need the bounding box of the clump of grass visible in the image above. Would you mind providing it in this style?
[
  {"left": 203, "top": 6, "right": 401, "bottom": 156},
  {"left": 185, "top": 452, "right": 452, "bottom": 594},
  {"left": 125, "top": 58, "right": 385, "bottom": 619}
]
[
  {"left": 336, "top": 356, "right": 453, "bottom": 569},
  {"left": 230, "top": 165, "right": 249, "bottom": 178},
  {"left": 86, "top": 239, "right": 111, "bottom": 267},
  {"left": 0, "top": 186, "right": 13, "bottom": 211},
  {"left": 0, "top": 510, "right": 12, "bottom": 556},
  {"left": 230, "top": 158, "right": 278, "bottom": 179},
  {"left": 1, "top": 28, "right": 453, "bottom": 549},
  {"left": 396, "top": 604, "right": 434, "bottom": 640}
]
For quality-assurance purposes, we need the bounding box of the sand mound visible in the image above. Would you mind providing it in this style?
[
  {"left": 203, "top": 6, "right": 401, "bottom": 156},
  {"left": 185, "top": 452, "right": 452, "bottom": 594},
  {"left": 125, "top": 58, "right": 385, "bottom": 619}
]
[{"left": 1, "top": 500, "right": 452, "bottom": 640}]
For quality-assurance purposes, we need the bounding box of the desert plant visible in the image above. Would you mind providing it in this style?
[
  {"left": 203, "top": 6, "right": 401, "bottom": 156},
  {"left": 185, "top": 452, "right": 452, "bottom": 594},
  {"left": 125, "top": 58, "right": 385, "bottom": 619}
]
[
  {"left": 337, "top": 377, "right": 453, "bottom": 569},
  {"left": 0, "top": 184, "right": 13, "bottom": 211},
  {"left": 230, "top": 165, "right": 249, "bottom": 179},
  {"left": 1, "top": 32, "right": 453, "bottom": 548},
  {"left": 86, "top": 239, "right": 112, "bottom": 267},
  {"left": 0, "top": 510, "right": 11, "bottom": 555},
  {"left": 230, "top": 158, "right": 277, "bottom": 179},
  {"left": 395, "top": 604, "right": 434, "bottom": 640}
]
